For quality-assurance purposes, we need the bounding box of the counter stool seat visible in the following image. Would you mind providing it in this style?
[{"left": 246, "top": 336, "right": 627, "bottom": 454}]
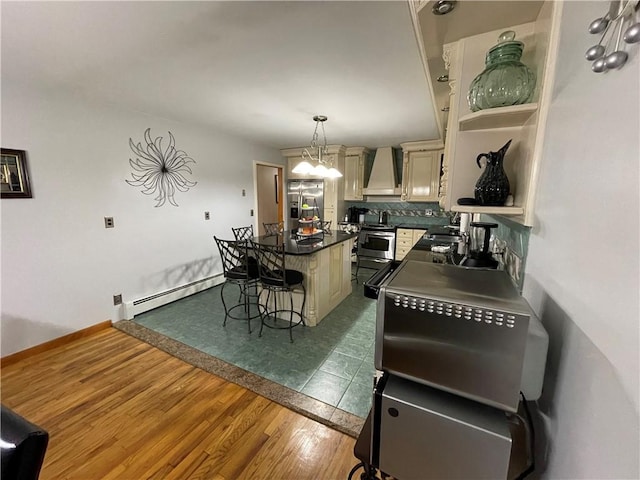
[
  {"left": 260, "top": 269, "right": 303, "bottom": 288},
  {"left": 226, "top": 262, "right": 258, "bottom": 280}
]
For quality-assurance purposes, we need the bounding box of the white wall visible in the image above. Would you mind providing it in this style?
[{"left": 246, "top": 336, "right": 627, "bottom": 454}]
[
  {"left": 0, "top": 80, "right": 283, "bottom": 356},
  {"left": 524, "top": 2, "right": 639, "bottom": 478}
]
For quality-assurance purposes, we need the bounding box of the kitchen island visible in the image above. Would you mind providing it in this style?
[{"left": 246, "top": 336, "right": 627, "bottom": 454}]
[{"left": 252, "top": 230, "right": 357, "bottom": 326}]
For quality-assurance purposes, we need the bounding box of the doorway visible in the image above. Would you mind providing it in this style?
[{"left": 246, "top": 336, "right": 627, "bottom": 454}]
[{"left": 255, "top": 163, "right": 284, "bottom": 236}]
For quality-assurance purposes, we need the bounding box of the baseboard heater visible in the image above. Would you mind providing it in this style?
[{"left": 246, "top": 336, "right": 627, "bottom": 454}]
[{"left": 123, "top": 274, "right": 225, "bottom": 319}]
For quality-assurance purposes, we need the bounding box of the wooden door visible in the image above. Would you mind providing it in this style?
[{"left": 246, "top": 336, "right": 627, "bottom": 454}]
[{"left": 256, "top": 164, "right": 283, "bottom": 236}]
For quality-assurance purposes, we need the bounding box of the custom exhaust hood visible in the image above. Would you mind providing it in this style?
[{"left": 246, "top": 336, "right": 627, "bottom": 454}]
[{"left": 363, "top": 147, "right": 401, "bottom": 196}]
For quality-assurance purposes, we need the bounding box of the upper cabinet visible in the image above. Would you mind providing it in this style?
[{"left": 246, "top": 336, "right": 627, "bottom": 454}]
[
  {"left": 344, "top": 147, "right": 370, "bottom": 201},
  {"left": 414, "top": 0, "right": 563, "bottom": 226},
  {"left": 400, "top": 140, "right": 444, "bottom": 202}
]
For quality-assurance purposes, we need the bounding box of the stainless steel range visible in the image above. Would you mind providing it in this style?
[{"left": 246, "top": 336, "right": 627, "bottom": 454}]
[
  {"left": 367, "top": 260, "right": 549, "bottom": 480},
  {"left": 357, "top": 224, "right": 395, "bottom": 268}
]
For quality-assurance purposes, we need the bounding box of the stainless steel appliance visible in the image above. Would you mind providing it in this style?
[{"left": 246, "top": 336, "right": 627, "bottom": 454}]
[
  {"left": 357, "top": 224, "right": 396, "bottom": 268},
  {"left": 287, "top": 180, "right": 323, "bottom": 232},
  {"left": 461, "top": 221, "right": 499, "bottom": 268},
  {"left": 375, "top": 261, "right": 544, "bottom": 411},
  {"left": 373, "top": 375, "right": 512, "bottom": 480},
  {"left": 366, "top": 260, "right": 548, "bottom": 479}
]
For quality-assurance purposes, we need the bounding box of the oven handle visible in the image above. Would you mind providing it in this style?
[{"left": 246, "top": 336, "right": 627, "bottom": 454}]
[
  {"left": 360, "top": 231, "right": 395, "bottom": 238},
  {"left": 363, "top": 261, "right": 398, "bottom": 299}
]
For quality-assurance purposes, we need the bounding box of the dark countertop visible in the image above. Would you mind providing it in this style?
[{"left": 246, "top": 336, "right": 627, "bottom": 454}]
[
  {"left": 403, "top": 238, "right": 464, "bottom": 265},
  {"left": 339, "top": 222, "right": 455, "bottom": 232},
  {"left": 393, "top": 223, "right": 429, "bottom": 229},
  {"left": 253, "top": 230, "right": 357, "bottom": 256}
]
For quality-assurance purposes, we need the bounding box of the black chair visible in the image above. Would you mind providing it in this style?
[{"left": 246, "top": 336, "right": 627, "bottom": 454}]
[
  {"left": 251, "top": 240, "right": 306, "bottom": 342},
  {"left": 214, "top": 237, "right": 260, "bottom": 333},
  {"left": 1, "top": 404, "right": 49, "bottom": 480},
  {"left": 232, "top": 225, "right": 254, "bottom": 241},
  {"left": 263, "top": 221, "right": 283, "bottom": 236}
]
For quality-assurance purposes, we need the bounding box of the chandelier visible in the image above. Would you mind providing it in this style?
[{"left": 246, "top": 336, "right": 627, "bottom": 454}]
[{"left": 292, "top": 115, "right": 342, "bottom": 178}]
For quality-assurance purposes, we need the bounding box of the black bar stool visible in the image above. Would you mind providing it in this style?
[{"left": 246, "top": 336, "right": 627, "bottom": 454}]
[
  {"left": 214, "top": 237, "right": 260, "bottom": 333},
  {"left": 251, "top": 240, "right": 306, "bottom": 342},
  {"left": 232, "top": 225, "right": 254, "bottom": 241},
  {"left": 262, "top": 221, "right": 284, "bottom": 236}
]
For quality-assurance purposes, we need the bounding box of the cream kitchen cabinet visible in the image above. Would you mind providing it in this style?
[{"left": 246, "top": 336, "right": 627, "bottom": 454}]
[
  {"left": 344, "top": 147, "right": 369, "bottom": 201},
  {"left": 286, "top": 155, "right": 305, "bottom": 180},
  {"left": 395, "top": 228, "right": 427, "bottom": 261},
  {"left": 281, "top": 145, "right": 346, "bottom": 229},
  {"left": 399, "top": 140, "right": 444, "bottom": 202},
  {"left": 434, "top": 1, "right": 562, "bottom": 226}
]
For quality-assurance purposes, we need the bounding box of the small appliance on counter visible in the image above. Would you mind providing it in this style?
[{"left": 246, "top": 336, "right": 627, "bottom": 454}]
[
  {"left": 347, "top": 206, "right": 368, "bottom": 224},
  {"left": 377, "top": 210, "right": 389, "bottom": 225},
  {"left": 461, "top": 221, "right": 499, "bottom": 269}
]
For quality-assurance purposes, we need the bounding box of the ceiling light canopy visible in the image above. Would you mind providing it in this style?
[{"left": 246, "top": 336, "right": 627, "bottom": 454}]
[{"left": 292, "top": 116, "right": 342, "bottom": 178}]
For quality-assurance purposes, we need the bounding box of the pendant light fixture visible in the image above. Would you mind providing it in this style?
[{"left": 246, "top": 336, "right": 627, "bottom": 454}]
[{"left": 292, "top": 115, "right": 342, "bottom": 178}]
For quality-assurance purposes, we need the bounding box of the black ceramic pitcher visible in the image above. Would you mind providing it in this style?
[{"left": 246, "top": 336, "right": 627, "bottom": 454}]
[{"left": 474, "top": 139, "right": 512, "bottom": 206}]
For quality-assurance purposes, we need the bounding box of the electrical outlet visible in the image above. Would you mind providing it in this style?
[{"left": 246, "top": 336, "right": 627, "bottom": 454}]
[
  {"left": 113, "top": 294, "right": 122, "bottom": 305},
  {"left": 250, "top": 209, "right": 254, "bottom": 216},
  {"left": 104, "top": 217, "right": 114, "bottom": 228},
  {"left": 204, "top": 211, "right": 210, "bottom": 220},
  {"left": 242, "top": 189, "right": 246, "bottom": 197}
]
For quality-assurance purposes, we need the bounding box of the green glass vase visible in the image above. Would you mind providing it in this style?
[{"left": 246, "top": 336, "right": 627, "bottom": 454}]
[{"left": 467, "top": 31, "right": 536, "bottom": 112}]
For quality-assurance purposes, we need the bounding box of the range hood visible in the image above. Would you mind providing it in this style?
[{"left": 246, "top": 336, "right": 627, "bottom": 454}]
[{"left": 363, "top": 147, "right": 401, "bottom": 196}]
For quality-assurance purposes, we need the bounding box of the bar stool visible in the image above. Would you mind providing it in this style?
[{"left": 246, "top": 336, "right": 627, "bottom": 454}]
[
  {"left": 263, "top": 221, "right": 284, "bottom": 236},
  {"left": 214, "top": 236, "right": 260, "bottom": 333},
  {"left": 352, "top": 240, "right": 360, "bottom": 283},
  {"left": 232, "top": 225, "right": 254, "bottom": 241},
  {"left": 251, "top": 240, "right": 306, "bottom": 342}
]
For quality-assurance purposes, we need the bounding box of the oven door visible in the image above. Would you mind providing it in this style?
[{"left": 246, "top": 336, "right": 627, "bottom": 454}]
[{"left": 358, "top": 231, "right": 395, "bottom": 260}]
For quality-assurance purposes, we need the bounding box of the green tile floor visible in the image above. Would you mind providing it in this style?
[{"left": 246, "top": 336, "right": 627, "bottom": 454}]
[{"left": 133, "top": 267, "right": 378, "bottom": 418}]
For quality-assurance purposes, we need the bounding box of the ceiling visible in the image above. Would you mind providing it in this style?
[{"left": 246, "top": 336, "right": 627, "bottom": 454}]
[{"left": 1, "top": 1, "right": 445, "bottom": 150}]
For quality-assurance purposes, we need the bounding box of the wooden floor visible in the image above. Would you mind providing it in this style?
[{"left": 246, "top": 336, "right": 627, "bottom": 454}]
[{"left": 1, "top": 328, "right": 360, "bottom": 480}]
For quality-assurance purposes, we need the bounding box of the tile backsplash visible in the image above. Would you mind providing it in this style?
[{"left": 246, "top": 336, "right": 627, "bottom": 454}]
[
  {"left": 483, "top": 214, "right": 531, "bottom": 291},
  {"left": 345, "top": 201, "right": 450, "bottom": 227}
]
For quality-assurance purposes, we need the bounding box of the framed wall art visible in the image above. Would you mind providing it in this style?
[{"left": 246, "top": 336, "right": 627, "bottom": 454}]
[{"left": 1, "top": 148, "right": 32, "bottom": 198}]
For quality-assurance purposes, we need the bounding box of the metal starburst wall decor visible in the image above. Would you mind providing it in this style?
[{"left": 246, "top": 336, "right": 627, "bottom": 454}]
[{"left": 126, "top": 128, "right": 197, "bottom": 207}]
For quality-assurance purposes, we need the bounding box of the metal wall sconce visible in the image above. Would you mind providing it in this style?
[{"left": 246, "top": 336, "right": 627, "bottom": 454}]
[{"left": 586, "top": 0, "right": 640, "bottom": 72}]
